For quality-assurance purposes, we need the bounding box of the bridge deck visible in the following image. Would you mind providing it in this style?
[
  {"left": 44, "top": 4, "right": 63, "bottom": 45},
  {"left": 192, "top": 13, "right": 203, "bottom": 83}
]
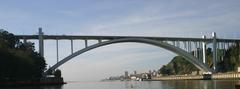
[{"left": 15, "top": 35, "right": 240, "bottom": 42}]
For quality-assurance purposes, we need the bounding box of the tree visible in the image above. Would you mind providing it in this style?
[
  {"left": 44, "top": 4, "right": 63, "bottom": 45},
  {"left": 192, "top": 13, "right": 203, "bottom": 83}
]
[
  {"left": 54, "top": 69, "right": 62, "bottom": 78},
  {"left": 159, "top": 65, "right": 172, "bottom": 75},
  {"left": 0, "top": 29, "right": 46, "bottom": 81},
  {"left": 0, "top": 29, "right": 19, "bottom": 48},
  {"left": 218, "top": 43, "right": 240, "bottom": 72},
  {"left": 158, "top": 56, "right": 198, "bottom": 75}
]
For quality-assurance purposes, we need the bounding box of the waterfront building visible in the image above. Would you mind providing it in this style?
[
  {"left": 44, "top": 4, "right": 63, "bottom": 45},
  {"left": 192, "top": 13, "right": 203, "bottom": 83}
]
[
  {"left": 149, "top": 70, "right": 152, "bottom": 75},
  {"left": 152, "top": 70, "right": 157, "bottom": 77},
  {"left": 124, "top": 71, "right": 129, "bottom": 79}
]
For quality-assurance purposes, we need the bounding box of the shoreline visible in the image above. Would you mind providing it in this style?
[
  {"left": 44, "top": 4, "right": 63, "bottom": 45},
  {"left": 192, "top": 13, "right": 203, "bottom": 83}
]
[{"left": 147, "top": 73, "right": 240, "bottom": 81}]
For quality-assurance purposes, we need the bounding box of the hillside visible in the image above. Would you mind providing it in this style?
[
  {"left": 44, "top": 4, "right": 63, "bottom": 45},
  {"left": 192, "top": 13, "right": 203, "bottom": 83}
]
[{"left": 159, "top": 44, "right": 240, "bottom": 75}]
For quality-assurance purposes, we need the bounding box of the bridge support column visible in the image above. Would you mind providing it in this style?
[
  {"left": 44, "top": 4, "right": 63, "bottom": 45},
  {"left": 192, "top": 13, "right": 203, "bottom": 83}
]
[
  {"left": 194, "top": 42, "right": 198, "bottom": 58},
  {"left": 188, "top": 41, "right": 192, "bottom": 52},
  {"left": 220, "top": 42, "right": 224, "bottom": 61},
  {"left": 238, "top": 43, "right": 240, "bottom": 61},
  {"left": 56, "top": 39, "right": 59, "bottom": 63},
  {"left": 172, "top": 41, "right": 176, "bottom": 46},
  {"left": 193, "top": 49, "right": 197, "bottom": 58},
  {"left": 85, "top": 39, "right": 88, "bottom": 48},
  {"left": 184, "top": 42, "right": 187, "bottom": 50},
  {"left": 71, "top": 39, "right": 73, "bottom": 54},
  {"left": 223, "top": 42, "right": 226, "bottom": 60},
  {"left": 199, "top": 42, "right": 203, "bottom": 60},
  {"left": 38, "top": 28, "right": 44, "bottom": 57},
  {"left": 202, "top": 35, "right": 206, "bottom": 64},
  {"left": 23, "top": 37, "right": 27, "bottom": 43},
  {"left": 187, "top": 41, "right": 190, "bottom": 52},
  {"left": 98, "top": 39, "right": 102, "bottom": 43},
  {"left": 176, "top": 41, "right": 180, "bottom": 47},
  {"left": 226, "top": 42, "right": 229, "bottom": 49},
  {"left": 212, "top": 32, "right": 217, "bottom": 71}
]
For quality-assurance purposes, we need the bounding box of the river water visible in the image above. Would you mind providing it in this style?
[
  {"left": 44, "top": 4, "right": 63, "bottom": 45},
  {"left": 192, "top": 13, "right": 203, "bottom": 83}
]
[{"left": 2, "top": 80, "right": 239, "bottom": 89}]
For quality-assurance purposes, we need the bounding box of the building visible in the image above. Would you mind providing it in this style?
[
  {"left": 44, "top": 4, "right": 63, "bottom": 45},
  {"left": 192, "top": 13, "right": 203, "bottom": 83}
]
[
  {"left": 124, "top": 71, "right": 129, "bottom": 79},
  {"left": 134, "top": 71, "right": 137, "bottom": 75}
]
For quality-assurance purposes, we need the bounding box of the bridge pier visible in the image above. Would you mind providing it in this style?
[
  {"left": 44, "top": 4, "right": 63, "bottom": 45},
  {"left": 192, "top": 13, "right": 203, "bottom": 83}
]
[
  {"left": 23, "top": 37, "right": 27, "bottom": 43},
  {"left": 56, "top": 39, "right": 59, "bottom": 63},
  {"left": 98, "top": 39, "right": 102, "bottom": 43},
  {"left": 212, "top": 32, "right": 217, "bottom": 71},
  {"left": 193, "top": 42, "right": 198, "bottom": 58},
  {"left": 193, "top": 49, "right": 197, "bottom": 58},
  {"left": 71, "top": 39, "right": 73, "bottom": 54},
  {"left": 176, "top": 41, "right": 179, "bottom": 47},
  {"left": 202, "top": 35, "right": 206, "bottom": 64},
  {"left": 85, "top": 39, "right": 88, "bottom": 48},
  {"left": 238, "top": 43, "right": 240, "bottom": 61},
  {"left": 188, "top": 41, "right": 192, "bottom": 52},
  {"left": 187, "top": 42, "right": 190, "bottom": 52},
  {"left": 172, "top": 41, "right": 175, "bottom": 46},
  {"left": 39, "top": 28, "right": 44, "bottom": 57},
  {"left": 223, "top": 42, "right": 226, "bottom": 60},
  {"left": 226, "top": 42, "right": 229, "bottom": 49},
  {"left": 184, "top": 41, "right": 187, "bottom": 50}
]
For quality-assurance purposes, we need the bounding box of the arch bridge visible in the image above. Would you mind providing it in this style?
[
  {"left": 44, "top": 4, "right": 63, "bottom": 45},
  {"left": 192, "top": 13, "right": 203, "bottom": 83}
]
[{"left": 15, "top": 28, "right": 240, "bottom": 74}]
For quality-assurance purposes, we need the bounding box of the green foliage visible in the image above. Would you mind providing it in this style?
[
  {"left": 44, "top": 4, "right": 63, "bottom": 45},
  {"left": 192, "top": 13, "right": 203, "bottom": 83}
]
[
  {"left": 0, "top": 29, "right": 46, "bottom": 81},
  {"left": 0, "top": 29, "right": 19, "bottom": 49},
  {"left": 158, "top": 43, "right": 240, "bottom": 75},
  {"left": 217, "top": 43, "right": 240, "bottom": 72},
  {"left": 53, "top": 69, "right": 62, "bottom": 78},
  {"left": 159, "top": 56, "right": 198, "bottom": 75},
  {"left": 159, "top": 65, "right": 172, "bottom": 75},
  {"left": 206, "top": 48, "right": 213, "bottom": 68}
]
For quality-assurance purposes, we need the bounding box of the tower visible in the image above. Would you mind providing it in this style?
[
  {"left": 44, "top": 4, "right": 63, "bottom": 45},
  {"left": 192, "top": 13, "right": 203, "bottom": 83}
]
[{"left": 124, "top": 71, "right": 129, "bottom": 79}]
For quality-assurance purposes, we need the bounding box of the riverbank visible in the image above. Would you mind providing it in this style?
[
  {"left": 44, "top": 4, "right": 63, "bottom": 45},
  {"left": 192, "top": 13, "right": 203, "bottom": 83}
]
[
  {"left": 0, "top": 77, "right": 65, "bottom": 87},
  {"left": 149, "top": 73, "right": 240, "bottom": 81}
]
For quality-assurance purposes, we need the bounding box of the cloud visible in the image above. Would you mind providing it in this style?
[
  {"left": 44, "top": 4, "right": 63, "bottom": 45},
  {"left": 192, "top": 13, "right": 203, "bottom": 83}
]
[{"left": 64, "top": 1, "right": 240, "bottom": 38}]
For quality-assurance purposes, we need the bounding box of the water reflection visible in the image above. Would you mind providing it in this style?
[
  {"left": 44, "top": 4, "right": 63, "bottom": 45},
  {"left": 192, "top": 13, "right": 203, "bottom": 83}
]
[
  {"left": 0, "top": 80, "right": 239, "bottom": 89},
  {"left": 1, "top": 85, "right": 63, "bottom": 89},
  {"left": 160, "top": 80, "right": 239, "bottom": 89},
  {"left": 123, "top": 80, "right": 238, "bottom": 89}
]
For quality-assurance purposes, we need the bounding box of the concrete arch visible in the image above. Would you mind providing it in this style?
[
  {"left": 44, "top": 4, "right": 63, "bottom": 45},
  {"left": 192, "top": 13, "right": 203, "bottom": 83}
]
[{"left": 45, "top": 38, "right": 212, "bottom": 74}]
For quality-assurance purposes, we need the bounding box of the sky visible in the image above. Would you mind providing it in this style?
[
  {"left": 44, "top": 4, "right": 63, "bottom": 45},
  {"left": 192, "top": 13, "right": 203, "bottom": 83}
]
[{"left": 0, "top": 0, "right": 240, "bottom": 81}]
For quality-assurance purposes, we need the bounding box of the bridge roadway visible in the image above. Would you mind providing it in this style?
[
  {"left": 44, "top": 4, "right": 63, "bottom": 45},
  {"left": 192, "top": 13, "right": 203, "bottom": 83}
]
[{"left": 15, "top": 35, "right": 240, "bottom": 42}]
